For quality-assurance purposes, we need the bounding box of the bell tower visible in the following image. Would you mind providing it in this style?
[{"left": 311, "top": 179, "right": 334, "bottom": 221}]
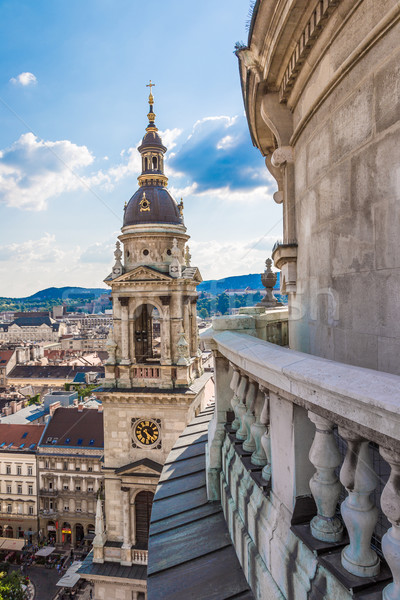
[
  {"left": 104, "top": 82, "right": 203, "bottom": 389},
  {"left": 80, "top": 85, "right": 212, "bottom": 600}
]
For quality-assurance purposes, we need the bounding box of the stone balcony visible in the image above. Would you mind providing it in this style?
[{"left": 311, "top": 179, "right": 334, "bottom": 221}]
[{"left": 202, "top": 315, "right": 400, "bottom": 599}]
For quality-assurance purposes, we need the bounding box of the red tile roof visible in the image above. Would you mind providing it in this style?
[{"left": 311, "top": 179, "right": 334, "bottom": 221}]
[
  {"left": 0, "top": 424, "right": 45, "bottom": 450},
  {"left": 0, "top": 350, "right": 14, "bottom": 367}
]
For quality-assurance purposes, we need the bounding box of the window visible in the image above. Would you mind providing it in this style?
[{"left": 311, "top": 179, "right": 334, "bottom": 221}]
[
  {"left": 7, "top": 504, "right": 11, "bottom": 514},
  {"left": 63, "top": 485, "right": 69, "bottom": 490},
  {"left": 49, "top": 482, "right": 53, "bottom": 490},
  {"left": 64, "top": 506, "right": 69, "bottom": 511},
  {"left": 6, "top": 465, "right": 11, "bottom": 475},
  {"left": 75, "top": 485, "right": 81, "bottom": 491},
  {"left": 27, "top": 466, "right": 33, "bottom": 476},
  {"left": 87, "top": 486, "right": 93, "bottom": 492},
  {"left": 17, "top": 466, "right": 21, "bottom": 475},
  {"left": 17, "top": 485, "right": 22, "bottom": 494},
  {"left": 75, "top": 467, "right": 80, "bottom": 471},
  {"left": 45, "top": 461, "right": 49, "bottom": 469},
  {"left": 28, "top": 485, "right": 33, "bottom": 496},
  {"left": 63, "top": 462, "right": 68, "bottom": 470},
  {"left": 88, "top": 466, "right": 93, "bottom": 472},
  {"left": 28, "top": 505, "right": 33, "bottom": 515},
  {"left": 6, "top": 484, "right": 11, "bottom": 494}
]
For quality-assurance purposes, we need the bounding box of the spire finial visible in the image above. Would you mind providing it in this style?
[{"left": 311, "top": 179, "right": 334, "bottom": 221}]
[{"left": 146, "top": 80, "right": 155, "bottom": 105}]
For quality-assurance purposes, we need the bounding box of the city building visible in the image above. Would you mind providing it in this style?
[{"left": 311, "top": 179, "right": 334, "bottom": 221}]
[
  {"left": 37, "top": 406, "right": 104, "bottom": 547},
  {"left": 0, "top": 424, "right": 44, "bottom": 542},
  {"left": 0, "top": 349, "right": 17, "bottom": 388},
  {"left": 0, "top": 313, "right": 67, "bottom": 343},
  {"left": 147, "top": 2, "right": 400, "bottom": 599},
  {"left": 78, "top": 87, "right": 213, "bottom": 600}
]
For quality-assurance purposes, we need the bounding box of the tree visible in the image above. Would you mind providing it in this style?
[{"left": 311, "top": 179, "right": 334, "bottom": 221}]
[
  {"left": 198, "top": 308, "right": 209, "bottom": 319},
  {"left": 216, "top": 293, "right": 230, "bottom": 315},
  {"left": 0, "top": 570, "right": 26, "bottom": 600}
]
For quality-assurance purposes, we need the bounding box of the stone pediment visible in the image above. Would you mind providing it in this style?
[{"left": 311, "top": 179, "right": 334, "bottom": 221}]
[
  {"left": 182, "top": 266, "right": 203, "bottom": 283},
  {"left": 115, "top": 458, "right": 163, "bottom": 476},
  {"left": 111, "top": 266, "right": 172, "bottom": 284}
]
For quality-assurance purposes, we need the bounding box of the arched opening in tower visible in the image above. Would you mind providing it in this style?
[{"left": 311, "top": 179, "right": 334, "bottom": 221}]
[
  {"left": 135, "top": 490, "right": 154, "bottom": 547},
  {"left": 152, "top": 156, "right": 158, "bottom": 170},
  {"left": 133, "top": 304, "right": 161, "bottom": 363}
]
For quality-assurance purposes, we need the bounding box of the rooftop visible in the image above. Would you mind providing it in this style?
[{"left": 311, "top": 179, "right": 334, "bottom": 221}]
[
  {"left": 147, "top": 404, "right": 254, "bottom": 600},
  {"left": 40, "top": 406, "right": 104, "bottom": 449},
  {"left": 0, "top": 423, "right": 45, "bottom": 451}
]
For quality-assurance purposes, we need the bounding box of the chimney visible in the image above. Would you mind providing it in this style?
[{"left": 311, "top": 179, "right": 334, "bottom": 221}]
[
  {"left": 49, "top": 401, "right": 61, "bottom": 416},
  {"left": 10, "top": 400, "right": 17, "bottom": 414},
  {"left": 78, "top": 404, "right": 84, "bottom": 412},
  {"left": 97, "top": 404, "right": 103, "bottom": 412}
]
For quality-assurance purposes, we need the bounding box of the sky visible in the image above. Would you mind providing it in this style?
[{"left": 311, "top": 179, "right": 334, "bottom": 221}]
[{"left": 0, "top": 0, "right": 282, "bottom": 297}]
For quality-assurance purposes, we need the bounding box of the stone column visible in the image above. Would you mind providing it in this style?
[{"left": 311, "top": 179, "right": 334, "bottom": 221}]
[
  {"left": 379, "top": 447, "right": 400, "bottom": 600},
  {"left": 191, "top": 298, "right": 200, "bottom": 357},
  {"left": 183, "top": 296, "right": 191, "bottom": 354},
  {"left": 130, "top": 501, "right": 136, "bottom": 546},
  {"left": 251, "top": 387, "right": 269, "bottom": 467},
  {"left": 308, "top": 412, "right": 343, "bottom": 542},
  {"left": 160, "top": 297, "right": 171, "bottom": 365},
  {"left": 119, "top": 297, "right": 130, "bottom": 365},
  {"left": 339, "top": 429, "right": 380, "bottom": 577},
  {"left": 206, "top": 352, "right": 231, "bottom": 501},
  {"left": 121, "top": 487, "right": 132, "bottom": 565},
  {"left": 169, "top": 292, "right": 183, "bottom": 364}
]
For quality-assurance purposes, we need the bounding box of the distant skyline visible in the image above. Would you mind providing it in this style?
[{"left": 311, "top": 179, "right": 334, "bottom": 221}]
[{"left": 0, "top": 0, "right": 282, "bottom": 297}]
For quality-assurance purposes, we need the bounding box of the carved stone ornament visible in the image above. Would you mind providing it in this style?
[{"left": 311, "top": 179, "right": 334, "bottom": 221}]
[
  {"left": 271, "top": 145, "right": 294, "bottom": 168},
  {"left": 177, "top": 332, "right": 190, "bottom": 365},
  {"left": 111, "top": 240, "right": 124, "bottom": 279},
  {"left": 105, "top": 332, "right": 117, "bottom": 365},
  {"left": 169, "top": 239, "right": 182, "bottom": 278},
  {"left": 257, "top": 258, "right": 282, "bottom": 308}
]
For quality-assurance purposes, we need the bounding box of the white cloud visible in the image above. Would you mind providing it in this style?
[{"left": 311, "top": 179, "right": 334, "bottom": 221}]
[
  {"left": 0, "top": 233, "right": 65, "bottom": 264},
  {"left": 0, "top": 133, "right": 94, "bottom": 210},
  {"left": 189, "top": 238, "right": 277, "bottom": 281},
  {"left": 10, "top": 72, "right": 37, "bottom": 86},
  {"left": 158, "top": 128, "right": 182, "bottom": 151}
]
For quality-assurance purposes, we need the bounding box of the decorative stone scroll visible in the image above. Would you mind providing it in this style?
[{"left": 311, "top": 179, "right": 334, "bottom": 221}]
[
  {"left": 339, "top": 429, "right": 380, "bottom": 577},
  {"left": 308, "top": 412, "right": 343, "bottom": 542}
]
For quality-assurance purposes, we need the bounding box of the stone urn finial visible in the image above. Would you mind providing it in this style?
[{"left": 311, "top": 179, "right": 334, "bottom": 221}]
[{"left": 257, "top": 257, "right": 283, "bottom": 307}]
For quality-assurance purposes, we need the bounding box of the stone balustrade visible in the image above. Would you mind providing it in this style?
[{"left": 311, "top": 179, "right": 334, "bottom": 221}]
[
  {"left": 132, "top": 549, "right": 148, "bottom": 565},
  {"left": 202, "top": 321, "right": 400, "bottom": 599}
]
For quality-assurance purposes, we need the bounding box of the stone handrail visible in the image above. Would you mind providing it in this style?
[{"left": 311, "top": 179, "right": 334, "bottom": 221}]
[
  {"left": 204, "top": 325, "right": 400, "bottom": 599},
  {"left": 207, "top": 329, "right": 400, "bottom": 449}
]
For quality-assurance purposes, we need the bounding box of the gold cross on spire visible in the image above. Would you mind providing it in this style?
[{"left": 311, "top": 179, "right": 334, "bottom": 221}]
[{"left": 146, "top": 80, "right": 155, "bottom": 93}]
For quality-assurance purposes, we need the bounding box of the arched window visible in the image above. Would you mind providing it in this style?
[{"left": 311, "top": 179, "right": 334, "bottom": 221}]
[
  {"left": 135, "top": 491, "right": 154, "bottom": 546},
  {"left": 5, "top": 526, "right": 13, "bottom": 538},
  {"left": 134, "top": 305, "right": 161, "bottom": 363},
  {"left": 152, "top": 156, "right": 158, "bottom": 170}
]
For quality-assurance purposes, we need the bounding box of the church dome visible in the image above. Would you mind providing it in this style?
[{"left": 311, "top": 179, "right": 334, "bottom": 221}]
[
  {"left": 138, "top": 130, "right": 166, "bottom": 152},
  {"left": 123, "top": 186, "right": 183, "bottom": 227}
]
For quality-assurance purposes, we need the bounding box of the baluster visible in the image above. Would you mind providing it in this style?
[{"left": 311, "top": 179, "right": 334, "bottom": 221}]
[
  {"left": 339, "top": 429, "right": 380, "bottom": 577},
  {"left": 250, "top": 387, "right": 269, "bottom": 467},
  {"left": 238, "top": 382, "right": 256, "bottom": 445},
  {"left": 229, "top": 366, "right": 241, "bottom": 431},
  {"left": 233, "top": 376, "right": 248, "bottom": 436},
  {"left": 308, "top": 412, "right": 343, "bottom": 542},
  {"left": 379, "top": 447, "right": 400, "bottom": 600},
  {"left": 260, "top": 392, "right": 272, "bottom": 481}
]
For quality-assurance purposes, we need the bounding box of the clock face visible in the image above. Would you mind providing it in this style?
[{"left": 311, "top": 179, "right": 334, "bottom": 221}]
[{"left": 134, "top": 420, "right": 160, "bottom": 447}]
